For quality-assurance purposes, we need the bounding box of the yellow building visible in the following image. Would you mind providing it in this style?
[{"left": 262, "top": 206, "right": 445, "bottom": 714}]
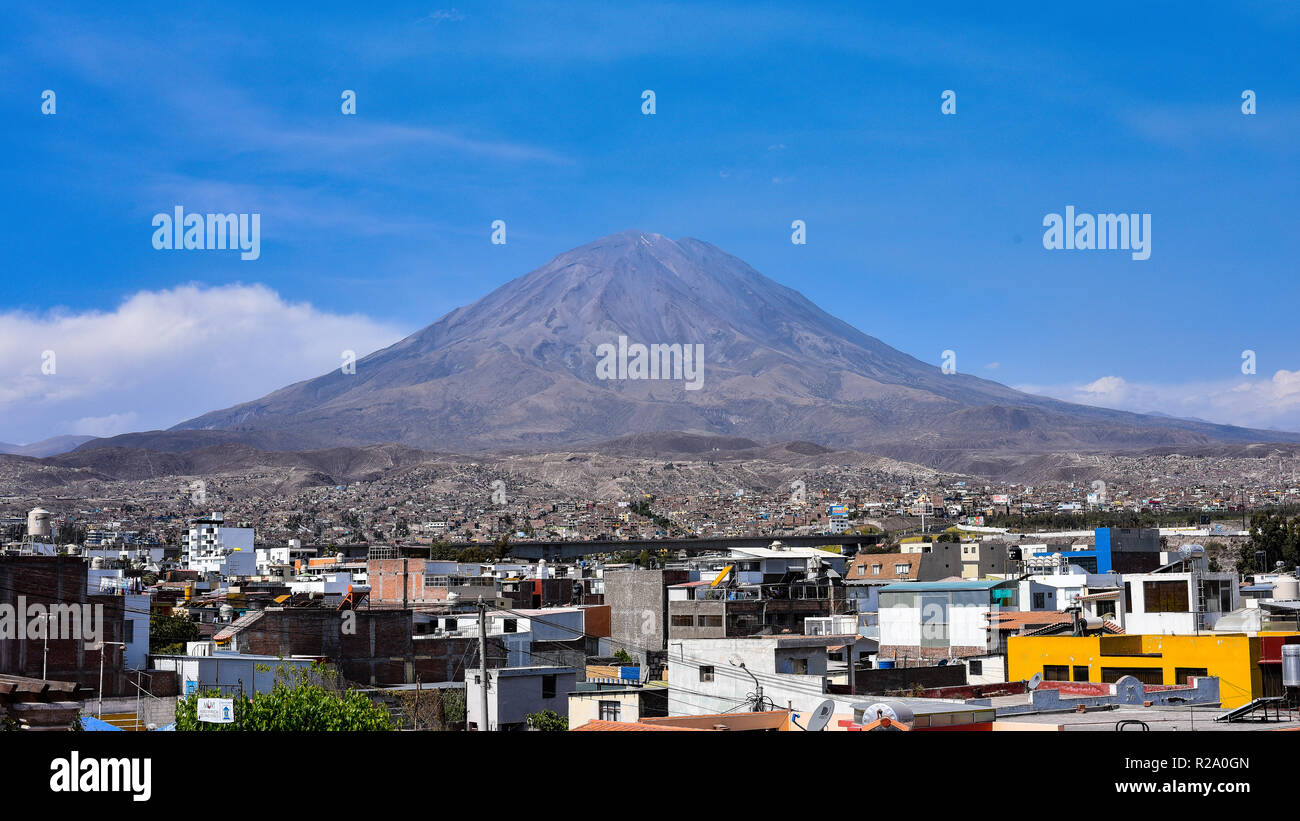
[{"left": 1006, "top": 634, "right": 1266, "bottom": 709}]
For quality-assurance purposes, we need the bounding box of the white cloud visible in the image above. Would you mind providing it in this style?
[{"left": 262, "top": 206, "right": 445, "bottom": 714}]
[
  {"left": 0, "top": 284, "right": 407, "bottom": 444},
  {"left": 1016, "top": 371, "right": 1300, "bottom": 432},
  {"left": 71, "top": 412, "right": 141, "bottom": 438}
]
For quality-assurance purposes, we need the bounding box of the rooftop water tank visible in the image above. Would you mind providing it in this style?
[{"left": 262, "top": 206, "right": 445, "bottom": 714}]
[
  {"left": 27, "top": 508, "right": 52, "bottom": 539},
  {"left": 1283, "top": 645, "right": 1300, "bottom": 688},
  {"left": 1272, "top": 574, "right": 1300, "bottom": 601}
]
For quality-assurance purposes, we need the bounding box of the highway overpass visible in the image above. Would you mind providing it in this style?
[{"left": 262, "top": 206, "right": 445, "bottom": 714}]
[{"left": 503, "top": 533, "right": 883, "bottom": 561}]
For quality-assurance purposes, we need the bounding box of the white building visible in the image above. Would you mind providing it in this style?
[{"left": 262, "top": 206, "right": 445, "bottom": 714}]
[
  {"left": 187, "top": 547, "right": 256, "bottom": 578},
  {"left": 1018, "top": 566, "right": 1123, "bottom": 611},
  {"left": 667, "top": 635, "right": 863, "bottom": 718},
  {"left": 88, "top": 569, "right": 151, "bottom": 670},
  {"left": 465, "top": 665, "right": 577, "bottom": 731},
  {"left": 1118, "top": 569, "right": 1240, "bottom": 634},
  {"left": 181, "top": 513, "right": 254, "bottom": 568}
]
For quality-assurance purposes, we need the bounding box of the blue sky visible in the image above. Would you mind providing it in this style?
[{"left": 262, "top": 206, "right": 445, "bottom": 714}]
[{"left": 2, "top": 2, "right": 1299, "bottom": 443}]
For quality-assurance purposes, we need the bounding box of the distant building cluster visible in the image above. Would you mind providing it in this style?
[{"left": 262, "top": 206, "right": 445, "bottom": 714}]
[{"left": 3, "top": 496, "right": 1300, "bottom": 731}]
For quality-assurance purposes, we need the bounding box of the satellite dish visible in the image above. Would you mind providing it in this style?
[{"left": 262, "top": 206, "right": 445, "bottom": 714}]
[
  {"left": 806, "top": 699, "right": 835, "bottom": 732},
  {"left": 1027, "top": 673, "right": 1043, "bottom": 691}
]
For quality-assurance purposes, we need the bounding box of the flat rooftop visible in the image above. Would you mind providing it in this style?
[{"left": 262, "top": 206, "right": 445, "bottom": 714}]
[{"left": 1007, "top": 704, "right": 1300, "bottom": 732}]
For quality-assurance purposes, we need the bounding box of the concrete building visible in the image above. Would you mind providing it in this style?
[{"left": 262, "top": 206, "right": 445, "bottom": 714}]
[
  {"left": 0, "top": 555, "right": 131, "bottom": 697},
  {"left": 367, "top": 558, "right": 501, "bottom": 608},
  {"left": 567, "top": 681, "right": 669, "bottom": 728},
  {"left": 88, "top": 569, "right": 150, "bottom": 670},
  {"left": 667, "top": 635, "right": 864, "bottom": 718},
  {"left": 181, "top": 513, "right": 254, "bottom": 568},
  {"left": 1027, "top": 527, "right": 1162, "bottom": 574},
  {"left": 465, "top": 665, "right": 577, "bottom": 731},
  {"left": 604, "top": 568, "right": 692, "bottom": 665},
  {"left": 1017, "top": 566, "right": 1123, "bottom": 612},
  {"left": 151, "top": 649, "right": 318, "bottom": 696},
  {"left": 877, "top": 579, "right": 1019, "bottom": 663},
  {"left": 1005, "top": 633, "right": 1300, "bottom": 709},
  {"left": 667, "top": 577, "right": 848, "bottom": 640},
  {"left": 896, "top": 539, "right": 1017, "bottom": 579}
]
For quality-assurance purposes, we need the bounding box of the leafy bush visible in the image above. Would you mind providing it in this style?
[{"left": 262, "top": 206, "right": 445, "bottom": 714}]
[
  {"left": 174, "top": 663, "right": 394, "bottom": 731},
  {"left": 525, "top": 710, "right": 567, "bottom": 731}
]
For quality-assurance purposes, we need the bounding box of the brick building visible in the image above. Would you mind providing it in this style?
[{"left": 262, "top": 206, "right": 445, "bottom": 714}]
[{"left": 0, "top": 556, "right": 130, "bottom": 697}]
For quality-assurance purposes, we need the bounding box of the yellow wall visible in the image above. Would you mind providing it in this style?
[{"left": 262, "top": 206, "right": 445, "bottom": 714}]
[
  {"left": 1006, "top": 634, "right": 1263, "bottom": 709},
  {"left": 567, "top": 691, "right": 641, "bottom": 729}
]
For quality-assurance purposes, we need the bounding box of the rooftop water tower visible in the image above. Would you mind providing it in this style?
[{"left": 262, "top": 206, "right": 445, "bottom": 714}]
[{"left": 27, "top": 508, "right": 52, "bottom": 539}]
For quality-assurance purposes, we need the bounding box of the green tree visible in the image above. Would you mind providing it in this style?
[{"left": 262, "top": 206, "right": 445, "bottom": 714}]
[
  {"left": 525, "top": 709, "right": 568, "bottom": 731},
  {"left": 612, "top": 648, "right": 635, "bottom": 665},
  {"left": 174, "top": 663, "right": 394, "bottom": 731},
  {"left": 150, "top": 612, "right": 200, "bottom": 652},
  {"left": 1239, "top": 511, "right": 1300, "bottom": 574}
]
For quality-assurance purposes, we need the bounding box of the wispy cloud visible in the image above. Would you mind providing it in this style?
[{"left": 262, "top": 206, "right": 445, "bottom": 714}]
[{"left": 1017, "top": 372, "right": 1300, "bottom": 432}]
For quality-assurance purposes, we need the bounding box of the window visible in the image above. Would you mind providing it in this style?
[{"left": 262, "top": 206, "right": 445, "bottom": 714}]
[
  {"left": 699, "top": 665, "right": 715, "bottom": 682},
  {"left": 1143, "top": 580, "right": 1189, "bottom": 613},
  {"left": 670, "top": 614, "right": 693, "bottom": 627},
  {"left": 920, "top": 593, "right": 949, "bottom": 648},
  {"left": 1043, "top": 665, "right": 1070, "bottom": 681},
  {"left": 699, "top": 615, "right": 723, "bottom": 628},
  {"left": 1032, "top": 592, "right": 1047, "bottom": 609},
  {"left": 598, "top": 701, "right": 621, "bottom": 721},
  {"left": 1072, "top": 665, "right": 1089, "bottom": 682},
  {"left": 542, "top": 674, "right": 556, "bottom": 699},
  {"left": 871, "top": 564, "right": 882, "bottom": 574},
  {"left": 503, "top": 618, "right": 517, "bottom": 633},
  {"left": 445, "top": 618, "right": 457, "bottom": 632},
  {"left": 1174, "top": 667, "right": 1208, "bottom": 684},
  {"left": 896, "top": 565, "right": 910, "bottom": 578},
  {"left": 1101, "top": 667, "right": 1162, "bottom": 685},
  {"left": 969, "top": 659, "right": 983, "bottom": 675}
]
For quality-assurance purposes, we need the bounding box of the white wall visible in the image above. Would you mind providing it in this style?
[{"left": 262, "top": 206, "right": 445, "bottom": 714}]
[{"left": 667, "top": 638, "right": 838, "bottom": 718}]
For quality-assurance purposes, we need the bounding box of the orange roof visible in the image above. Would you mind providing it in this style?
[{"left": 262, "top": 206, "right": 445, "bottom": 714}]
[
  {"left": 571, "top": 720, "right": 706, "bottom": 731},
  {"left": 987, "top": 612, "right": 1075, "bottom": 630},
  {"left": 639, "top": 710, "right": 791, "bottom": 731}
]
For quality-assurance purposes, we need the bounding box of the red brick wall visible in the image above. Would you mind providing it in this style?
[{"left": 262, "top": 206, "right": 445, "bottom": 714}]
[
  {"left": 0, "top": 556, "right": 129, "bottom": 696},
  {"left": 234, "top": 608, "right": 414, "bottom": 685}
]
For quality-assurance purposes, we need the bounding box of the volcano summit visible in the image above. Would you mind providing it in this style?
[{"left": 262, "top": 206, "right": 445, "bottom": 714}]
[{"left": 148, "top": 230, "right": 1294, "bottom": 462}]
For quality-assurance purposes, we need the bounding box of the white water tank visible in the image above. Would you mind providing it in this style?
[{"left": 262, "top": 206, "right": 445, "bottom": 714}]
[
  {"left": 27, "top": 508, "right": 52, "bottom": 539},
  {"left": 1272, "top": 574, "right": 1300, "bottom": 601}
]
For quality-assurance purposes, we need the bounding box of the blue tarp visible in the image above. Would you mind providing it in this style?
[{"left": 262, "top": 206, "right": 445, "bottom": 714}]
[{"left": 80, "top": 716, "right": 124, "bottom": 731}]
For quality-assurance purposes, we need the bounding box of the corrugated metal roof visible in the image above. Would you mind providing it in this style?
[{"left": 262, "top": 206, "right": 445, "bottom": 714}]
[
  {"left": 878, "top": 579, "right": 1010, "bottom": 592},
  {"left": 213, "top": 610, "right": 264, "bottom": 642}
]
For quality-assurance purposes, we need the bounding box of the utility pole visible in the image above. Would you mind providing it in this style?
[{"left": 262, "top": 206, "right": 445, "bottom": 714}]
[
  {"left": 96, "top": 641, "right": 127, "bottom": 718},
  {"left": 477, "top": 597, "right": 489, "bottom": 732},
  {"left": 42, "top": 613, "right": 51, "bottom": 680}
]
